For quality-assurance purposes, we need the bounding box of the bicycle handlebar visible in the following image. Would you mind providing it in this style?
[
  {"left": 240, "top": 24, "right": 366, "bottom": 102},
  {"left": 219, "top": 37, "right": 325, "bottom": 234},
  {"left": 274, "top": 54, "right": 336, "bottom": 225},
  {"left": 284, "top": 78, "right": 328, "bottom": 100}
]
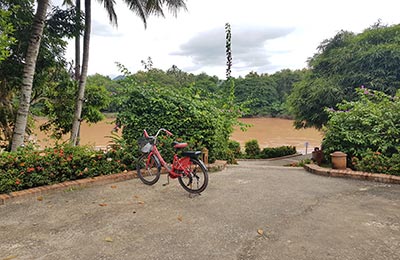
[
  {"left": 143, "top": 129, "right": 150, "bottom": 138},
  {"left": 164, "top": 129, "right": 173, "bottom": 136},
  {"left": 143, "top": 128, "right": 173, "bottom": 141}
]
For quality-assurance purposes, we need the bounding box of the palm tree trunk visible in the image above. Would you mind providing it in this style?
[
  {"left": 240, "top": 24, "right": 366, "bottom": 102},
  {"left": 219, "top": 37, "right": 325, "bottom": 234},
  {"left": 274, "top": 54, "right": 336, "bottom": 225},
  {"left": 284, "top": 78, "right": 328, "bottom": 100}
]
[
  {"left": 74, "top": 0, "right": 82, "bottom": 146},
  {"left": 74, "top": 0, "right": 81, "bottom": 81},
  {"left": 11, "top": 0, "right": 49, "bottom": 151},
  {"left": 70, "top": 0, "right": 90, "bottom": 146}
]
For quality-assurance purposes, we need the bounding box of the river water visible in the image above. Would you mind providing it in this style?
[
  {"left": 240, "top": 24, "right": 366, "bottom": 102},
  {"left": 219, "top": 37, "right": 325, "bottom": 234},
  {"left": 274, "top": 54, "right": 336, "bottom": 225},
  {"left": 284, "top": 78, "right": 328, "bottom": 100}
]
[
  {"left": 232, "top": 118, "right": 323, "bottom": 154},
  {"left": 32, "top": 117, "right": 323, "bottom": 154}
]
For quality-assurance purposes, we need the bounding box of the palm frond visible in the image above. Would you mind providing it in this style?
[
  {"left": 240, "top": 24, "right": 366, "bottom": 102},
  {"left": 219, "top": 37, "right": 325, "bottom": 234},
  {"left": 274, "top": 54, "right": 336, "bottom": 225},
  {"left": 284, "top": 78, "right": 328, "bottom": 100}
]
[
  {"left": 98, "top": 0, "right": 118, "bottom": 26},
  {"left": 123, "top": 0, "right": 148, "bottom": 28},
  {"left": 144, "top": 0, "right": 187, "bottom": 17},
  {"left": 63, "top": 0, "right": 75, "bottom": 6},
  {"left": 163, "top": 0, "right": 187, "bottom": 17},
  {"left": 144, "top": 0, "right": 165, "bottom": 17}
]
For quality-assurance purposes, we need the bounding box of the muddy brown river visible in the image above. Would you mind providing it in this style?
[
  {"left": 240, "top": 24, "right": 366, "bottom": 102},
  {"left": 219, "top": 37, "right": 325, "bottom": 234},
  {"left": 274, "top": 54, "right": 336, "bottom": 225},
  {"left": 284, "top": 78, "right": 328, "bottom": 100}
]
[
  {"left": 32, "top": 117, "right": 323, "bottom": 154},
  {"left": 232, "top": 118, "right": 323, "bottom": 154}
]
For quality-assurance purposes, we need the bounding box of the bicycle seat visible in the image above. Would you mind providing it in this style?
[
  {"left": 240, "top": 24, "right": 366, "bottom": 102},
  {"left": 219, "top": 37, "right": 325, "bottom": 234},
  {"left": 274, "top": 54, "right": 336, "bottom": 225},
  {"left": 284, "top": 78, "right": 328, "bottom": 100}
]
[
  {"left": 173, "top": 141, "right": 188, "bottom": 149},
  {"left": 182, "top": 151, "right": 202, "bottom": 158}
]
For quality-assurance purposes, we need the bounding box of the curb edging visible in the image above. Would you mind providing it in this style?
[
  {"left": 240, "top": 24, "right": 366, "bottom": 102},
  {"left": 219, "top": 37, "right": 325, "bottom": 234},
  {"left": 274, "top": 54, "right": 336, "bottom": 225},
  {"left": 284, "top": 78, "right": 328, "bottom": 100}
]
[
  {"left": 303, "top": 164, "right": 400, "bottom": 184},
  {"left": 0, "top": 171, "right": 136, "bottom": 206}
]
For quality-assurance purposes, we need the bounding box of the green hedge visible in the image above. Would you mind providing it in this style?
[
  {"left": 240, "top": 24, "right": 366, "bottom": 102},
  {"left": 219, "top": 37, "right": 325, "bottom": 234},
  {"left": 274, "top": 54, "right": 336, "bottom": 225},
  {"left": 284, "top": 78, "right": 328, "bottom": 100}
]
[
  {"left": 261, "top": 146, "right": 297, "bottom": 159},
  {"left": 243, "top": 139, "right": 297, "bottom": 159}
]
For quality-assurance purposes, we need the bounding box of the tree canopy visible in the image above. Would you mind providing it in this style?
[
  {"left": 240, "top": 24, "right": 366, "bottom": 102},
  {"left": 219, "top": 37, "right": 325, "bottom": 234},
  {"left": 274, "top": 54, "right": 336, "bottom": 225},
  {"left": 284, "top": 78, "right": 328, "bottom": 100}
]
[{"left": 288, "top": 23, "right": 400, "bottom": 129}]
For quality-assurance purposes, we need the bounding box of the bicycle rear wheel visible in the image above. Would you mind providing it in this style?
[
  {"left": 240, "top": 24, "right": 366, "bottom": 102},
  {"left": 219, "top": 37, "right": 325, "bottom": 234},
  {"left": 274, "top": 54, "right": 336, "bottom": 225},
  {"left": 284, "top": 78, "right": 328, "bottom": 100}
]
[
  {"left": 137, "top": 154, "right": 161, "bottom": 185},
  {"left": 178, "top": 158, "right": 208, "bottom": 193}
]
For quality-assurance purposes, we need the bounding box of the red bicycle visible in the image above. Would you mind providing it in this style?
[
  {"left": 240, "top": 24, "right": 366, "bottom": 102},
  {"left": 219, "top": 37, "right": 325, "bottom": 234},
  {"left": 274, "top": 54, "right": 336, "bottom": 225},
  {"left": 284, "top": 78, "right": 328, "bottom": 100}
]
[{"left": 136, "top": 128, "right": 208, "bottom": 193}]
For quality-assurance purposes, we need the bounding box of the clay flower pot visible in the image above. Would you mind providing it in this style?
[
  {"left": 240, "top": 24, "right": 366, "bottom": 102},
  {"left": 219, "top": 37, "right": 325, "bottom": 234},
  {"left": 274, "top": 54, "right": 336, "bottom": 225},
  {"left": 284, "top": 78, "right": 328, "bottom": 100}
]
[{"left": 330, "top": 151, "right": 347, "bottom": 169}]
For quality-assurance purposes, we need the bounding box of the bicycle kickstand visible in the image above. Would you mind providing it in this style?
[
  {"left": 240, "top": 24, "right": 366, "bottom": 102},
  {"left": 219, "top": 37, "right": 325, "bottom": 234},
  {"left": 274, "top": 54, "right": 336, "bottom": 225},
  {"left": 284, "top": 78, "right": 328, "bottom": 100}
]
[{"left": 162, "top": 175, "right": 170, "bottom": 186}]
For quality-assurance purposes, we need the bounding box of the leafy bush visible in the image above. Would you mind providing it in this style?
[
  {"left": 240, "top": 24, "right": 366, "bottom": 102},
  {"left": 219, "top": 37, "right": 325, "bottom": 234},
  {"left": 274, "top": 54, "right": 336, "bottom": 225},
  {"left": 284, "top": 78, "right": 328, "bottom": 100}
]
[
  {"left": 244, "top": 140, "right": 261, "bottom": 158},
  {"left": 323, "top": 88, "right": 400, "bottom": 167},
  {"left": 322, "top": 87, "right": 400, "bottom": 174},
  {"left": 0, "top": 144, "right": 135, "bottom": 194},
  {"left": 220, "top": 140, "right": 242, "bottom": 164},
  {"left": 261, "top": 146, "right": 297, "bottom": 159},
  {"left": 228, "top": 140, "right": 242, "bottom": 158},
  {"left": 116, "top": 78, "right": 240, "bottom": 163}
]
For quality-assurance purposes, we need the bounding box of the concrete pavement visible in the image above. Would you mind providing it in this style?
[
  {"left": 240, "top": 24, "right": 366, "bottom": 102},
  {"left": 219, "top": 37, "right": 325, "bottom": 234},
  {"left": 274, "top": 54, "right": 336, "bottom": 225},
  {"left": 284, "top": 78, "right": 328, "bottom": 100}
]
[{"left": 1, "top": 160, "right": 399, "bottom": 260}]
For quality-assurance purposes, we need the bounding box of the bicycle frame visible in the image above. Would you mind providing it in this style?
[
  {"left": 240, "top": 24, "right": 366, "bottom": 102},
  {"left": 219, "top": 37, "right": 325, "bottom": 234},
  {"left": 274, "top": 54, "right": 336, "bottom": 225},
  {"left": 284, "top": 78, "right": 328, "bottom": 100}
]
[
  {"left": 137, "top": 128, "right": 209, "bottom": 193},
  {"left": 144, "top": 129, "right": 193, "bottom": 179}
]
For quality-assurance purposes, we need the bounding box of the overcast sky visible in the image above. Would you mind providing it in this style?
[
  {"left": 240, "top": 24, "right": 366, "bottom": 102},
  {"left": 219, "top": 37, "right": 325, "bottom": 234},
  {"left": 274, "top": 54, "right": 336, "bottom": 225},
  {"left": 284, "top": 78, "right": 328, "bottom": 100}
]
[{"left": 57, "top": 0, "right": 400, "bottom": 79}]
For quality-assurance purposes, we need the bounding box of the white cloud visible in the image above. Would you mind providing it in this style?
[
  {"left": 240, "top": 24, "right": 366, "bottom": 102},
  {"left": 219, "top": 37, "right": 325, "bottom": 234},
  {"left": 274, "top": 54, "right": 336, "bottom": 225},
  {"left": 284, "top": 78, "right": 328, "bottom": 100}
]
[
  {"left": 58, "top": 0, "right": 400, "bottom": 78},
  {"left": 171, "top": 25, "right": 294, "bottom": 75},
  {"left": 92, "top": 20, "right": 123, "bottom": 37}
]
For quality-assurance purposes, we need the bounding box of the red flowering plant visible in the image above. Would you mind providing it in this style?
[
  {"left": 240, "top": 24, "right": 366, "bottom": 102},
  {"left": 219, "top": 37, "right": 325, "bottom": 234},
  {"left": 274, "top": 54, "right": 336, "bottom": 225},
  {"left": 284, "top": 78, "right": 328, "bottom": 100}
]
[
  {"left": 352, "top": 150, "right": 400, "bottom": 175},
  {"left": 0, "top": 144, "right": 136, "bottom": 194}
]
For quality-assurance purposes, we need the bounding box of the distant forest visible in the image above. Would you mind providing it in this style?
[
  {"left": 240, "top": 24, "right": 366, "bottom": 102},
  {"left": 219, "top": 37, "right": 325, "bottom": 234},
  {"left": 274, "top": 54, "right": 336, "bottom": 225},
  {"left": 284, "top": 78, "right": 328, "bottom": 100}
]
[{"left": 87, "top": 66, "right": 305, "bottom": 118}]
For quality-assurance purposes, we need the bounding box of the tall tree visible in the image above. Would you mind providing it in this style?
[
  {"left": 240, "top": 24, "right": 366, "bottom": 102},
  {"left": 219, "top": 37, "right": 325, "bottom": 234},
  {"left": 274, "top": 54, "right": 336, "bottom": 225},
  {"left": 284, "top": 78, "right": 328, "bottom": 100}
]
[
  {"left": 1, "top": 1, "right": 78, "bottom": 150},
  {"left": 288, "top": 23, "right": 400, "bottom": 129},
  {"left": 234, "top": 72, "right": 279, "bottom": 116},
  {"left": 0, "top": 8, "right": 16, "bottom": 63},
  {"left": 70, "top": 0, "right": 187, "bottom": 145},
  {"left": 74, "top": 0, "right": 81, "bottom": 81},
  {"left": 11, "top": 0, "right": 49, "bottom": 151}
]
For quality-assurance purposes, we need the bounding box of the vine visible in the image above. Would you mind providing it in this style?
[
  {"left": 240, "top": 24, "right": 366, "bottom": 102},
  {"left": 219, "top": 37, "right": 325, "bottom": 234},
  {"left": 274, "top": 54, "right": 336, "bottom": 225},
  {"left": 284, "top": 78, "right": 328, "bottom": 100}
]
[{"left": 225, "top": 23, "right": 232, "bottom": 79}]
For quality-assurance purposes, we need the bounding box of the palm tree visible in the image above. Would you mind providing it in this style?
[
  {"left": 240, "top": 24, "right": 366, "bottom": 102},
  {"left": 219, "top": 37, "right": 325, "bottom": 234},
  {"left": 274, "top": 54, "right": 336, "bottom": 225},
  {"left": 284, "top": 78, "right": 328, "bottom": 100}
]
[
  {"left": 70, "top": 0, "right": 187, "bottom": 145},
  {"left": 74, "top": 0, "right": 81, "bottom": 81},
  {"left": 11, "top": 0, "right": 49, "bottom": 151}
]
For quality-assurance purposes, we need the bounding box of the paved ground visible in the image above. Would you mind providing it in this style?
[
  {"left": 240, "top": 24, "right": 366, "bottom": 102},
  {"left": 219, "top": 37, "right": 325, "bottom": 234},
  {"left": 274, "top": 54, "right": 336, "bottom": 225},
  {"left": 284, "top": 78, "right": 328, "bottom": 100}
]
[{"left": 1, "top": 159, "right": 399, "bottom": 260}]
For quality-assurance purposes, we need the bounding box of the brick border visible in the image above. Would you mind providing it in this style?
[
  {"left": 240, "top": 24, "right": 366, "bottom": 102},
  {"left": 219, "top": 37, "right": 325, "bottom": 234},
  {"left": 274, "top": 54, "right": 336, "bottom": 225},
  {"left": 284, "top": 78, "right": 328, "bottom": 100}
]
[
  {"left": 304, "top": 164, "right": 400, "bottom": 184},
  {"left": 0, "top": 161, "right": 227, "bottom": 206},
  {"left": 0, "top": 171, "right": 136, "bottom": 206}
]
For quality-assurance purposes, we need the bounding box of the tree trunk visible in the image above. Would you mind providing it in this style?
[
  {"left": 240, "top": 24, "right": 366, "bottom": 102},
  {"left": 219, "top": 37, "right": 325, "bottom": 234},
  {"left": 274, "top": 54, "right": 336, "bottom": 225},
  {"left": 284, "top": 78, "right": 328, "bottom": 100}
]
[
  {"left": 10, "top": 0, "right": 49, "bottom": 151},
  {"left": 70, "top": 0, "right": 91, "bottom": 146},
  {"left": 74, "top": 0, "right": 82, "bottom": 146},
  {"left": 74, "top": 0, "right": 81, "bottom": 81}
]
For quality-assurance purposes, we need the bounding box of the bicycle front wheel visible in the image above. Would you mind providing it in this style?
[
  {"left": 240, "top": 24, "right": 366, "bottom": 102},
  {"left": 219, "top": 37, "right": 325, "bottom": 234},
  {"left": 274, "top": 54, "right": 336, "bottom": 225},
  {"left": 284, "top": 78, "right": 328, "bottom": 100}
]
[
  {"left": 178, "top": 158, "right": 208, "bottom": 193},
  {"left": 137, "top": 154, "right": 161, "bottom": 185}
]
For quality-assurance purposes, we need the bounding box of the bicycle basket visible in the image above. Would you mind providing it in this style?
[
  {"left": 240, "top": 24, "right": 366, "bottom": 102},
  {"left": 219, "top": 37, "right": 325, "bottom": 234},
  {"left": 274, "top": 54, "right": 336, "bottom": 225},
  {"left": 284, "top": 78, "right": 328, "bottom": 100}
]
[{"left": 138, "top": 137, "right": 153, "bottom": 153}]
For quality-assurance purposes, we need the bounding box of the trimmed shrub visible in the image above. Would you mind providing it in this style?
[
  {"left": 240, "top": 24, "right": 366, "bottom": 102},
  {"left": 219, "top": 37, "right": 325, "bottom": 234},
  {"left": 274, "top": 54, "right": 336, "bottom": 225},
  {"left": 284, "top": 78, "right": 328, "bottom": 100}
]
[
  {"left": 261, "top": 146, "right": 297, "bottom": 159},
  {"left": 243, "top": 140, "right": 296, "bottom": 159},
  {"left": 221, "top": 140, "right": 242, "bottom": 164},
  {"left": 245, "top": 139, "right": 260, "bottom": 158},
  {"left": 228, "top": 140, "right": 242, "bottom": 158}
]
